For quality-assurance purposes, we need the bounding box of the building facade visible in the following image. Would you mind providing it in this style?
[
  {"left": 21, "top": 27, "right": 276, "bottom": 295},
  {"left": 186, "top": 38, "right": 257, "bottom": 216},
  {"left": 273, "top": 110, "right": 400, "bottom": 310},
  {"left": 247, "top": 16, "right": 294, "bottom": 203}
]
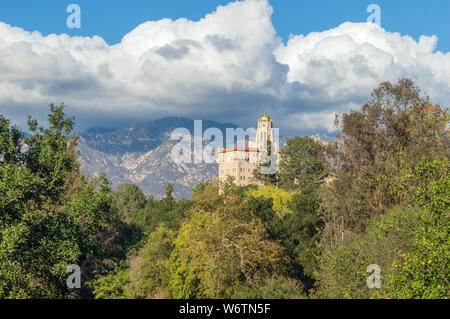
[{"left": 217, "top": 114, "right": 279, "bottom": 186}]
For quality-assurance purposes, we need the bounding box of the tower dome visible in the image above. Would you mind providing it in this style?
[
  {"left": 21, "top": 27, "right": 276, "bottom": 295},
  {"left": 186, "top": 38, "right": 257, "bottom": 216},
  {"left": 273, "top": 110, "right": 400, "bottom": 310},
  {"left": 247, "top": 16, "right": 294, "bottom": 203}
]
[{"left": 260, "top": 113, "right": 270, "bottom": 121}]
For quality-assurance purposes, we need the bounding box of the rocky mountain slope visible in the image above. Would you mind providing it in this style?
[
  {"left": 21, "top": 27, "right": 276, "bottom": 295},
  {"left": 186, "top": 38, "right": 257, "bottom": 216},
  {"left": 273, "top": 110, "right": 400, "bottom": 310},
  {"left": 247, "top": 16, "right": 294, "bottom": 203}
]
[
  {"left": 77, "top": 116, "right": 329, "bottom": 199},
  {"left": 77, "top": 117, "right": 237, "bottom": 199}
]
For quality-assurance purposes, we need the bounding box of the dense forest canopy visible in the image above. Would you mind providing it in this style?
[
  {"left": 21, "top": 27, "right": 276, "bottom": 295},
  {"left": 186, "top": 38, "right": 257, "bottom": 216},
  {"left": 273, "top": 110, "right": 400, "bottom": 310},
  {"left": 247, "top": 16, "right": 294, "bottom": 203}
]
[{"left": 0, "top": 79, "right": 448, "bottom": 299}]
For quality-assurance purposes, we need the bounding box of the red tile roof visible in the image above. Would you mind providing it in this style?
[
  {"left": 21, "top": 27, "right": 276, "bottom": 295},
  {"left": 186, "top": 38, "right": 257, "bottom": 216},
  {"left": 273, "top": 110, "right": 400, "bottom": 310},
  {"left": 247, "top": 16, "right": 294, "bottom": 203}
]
[
  {"left": 219, "top": 147, "right": 260, "bottom": 153},
  {"left": 219, "top": 147, "right": 283, "bottom": 154}
]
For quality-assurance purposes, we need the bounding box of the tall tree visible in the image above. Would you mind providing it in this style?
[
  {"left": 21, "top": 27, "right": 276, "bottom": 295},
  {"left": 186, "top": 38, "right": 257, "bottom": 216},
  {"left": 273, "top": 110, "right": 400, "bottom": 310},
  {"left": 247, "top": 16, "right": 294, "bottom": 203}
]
[
  {"left": 254, "top": 139, "right": 278, "bottom": 185},
  {"left": 278, "top": 136, "right": 326, "bottom": 191},
  {"left": 168, "top": 182, "right": 287, "bottom": 298},
  {"left": 0, "top": 104, "right": 128, "bottom": 298},
  {"left": 321, "top": 78, "right": 449, "bottom": 243}
]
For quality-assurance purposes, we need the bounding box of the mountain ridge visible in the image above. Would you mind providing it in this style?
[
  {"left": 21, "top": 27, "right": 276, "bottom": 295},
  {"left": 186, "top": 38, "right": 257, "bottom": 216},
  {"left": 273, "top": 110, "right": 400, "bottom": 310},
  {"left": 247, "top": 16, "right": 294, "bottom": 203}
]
[{"left": 77, "top": 116, "right": 330, "bottom": 199}]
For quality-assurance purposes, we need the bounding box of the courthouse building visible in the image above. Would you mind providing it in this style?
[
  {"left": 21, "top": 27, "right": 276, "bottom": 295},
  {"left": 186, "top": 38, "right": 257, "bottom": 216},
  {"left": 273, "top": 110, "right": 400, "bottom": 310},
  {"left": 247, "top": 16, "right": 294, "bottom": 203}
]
[{"left": 217, "top": 113, "right": 279, "bottom": 186}]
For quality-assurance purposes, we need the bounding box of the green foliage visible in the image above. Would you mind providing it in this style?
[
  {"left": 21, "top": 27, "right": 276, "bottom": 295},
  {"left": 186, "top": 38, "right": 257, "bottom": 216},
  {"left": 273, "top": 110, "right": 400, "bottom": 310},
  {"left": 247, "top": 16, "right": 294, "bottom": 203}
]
[
  {"left": 278, "top": 136, "right": 326, "bottom": 190},
  {"left": 233, "top": 276, "right": 305, "bottom": 299},
  {"left": 253, "top": 139, "right": 278, "bottom": 185},
  {"left": 138, "top": 197, "right": 191, "bottom": 234},
  {"left": 167, "top": 184, "right": 287, "bottom": 299},
  {"left": 378, "top": 157, "right": 449, "bottom": 298},
  {"left": 192, "top": 181, "right": 217, "bottom": 197},
  {"left": 89, "top": 266, "right": 132, "bottom": 299},
  {"left": 316, "top": 206, "right": 422, "bottom": 298},
  {"left": 0, "top": 210, "right": 83, "bottom": 298},
  {"left": 2, "top": 79, "right": 448, "bottom": 300},
  {"left": 24, "top": 103, "right": 79, "bottom": 203},
  {"left": 130, "top": 225, "right": 176, "bottom": 298},
  {"left": 283, "top": 188, "right": 323, "bottom": 282},
  {"left": 167, "top": 211, "right": 210, "bottom": 299},
  {"left": 380, "top": 212, "right": 449, "bottom": 299},
  {"left": 116, "top": 183, "right": 147, "bottom": 218},
  {"left": 321, "top": 79, "right": 449, "bottom": 243},
  {"left": 247, "top": 185, "right": 295, "bottom": 217},
  {"left": 316, "top": 79, "right": 448, "bottom": 299},
  {"left": 0, "top": 104, "right": 129, "bottom": 298},
  {"left": 246, "top": 186, "right": 322, "bottom": 290},
  {"left": 316, "top": 205, "right": 449, "bottom": 299},
  {"left": 165, "top": 183, "right": 174, "bottom": 200},
  {"left": 0, "top": 114, "right": 24, "bottom": 163},
  {"left": 388, "top": 156, "right": 449, "bottom": 216},
  {"left": 316, "top": 156, "right": 449, "bottom": 299}
]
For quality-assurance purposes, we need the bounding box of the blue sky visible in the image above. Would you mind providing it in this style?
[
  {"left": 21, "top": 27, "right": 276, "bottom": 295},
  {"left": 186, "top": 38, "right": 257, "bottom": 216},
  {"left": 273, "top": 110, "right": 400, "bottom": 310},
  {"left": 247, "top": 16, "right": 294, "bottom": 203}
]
[
  {"left": 0, "top": 0, "right": 449, "bottom": 135},
  {"left": 1, "top": 0, "right": 449, "bottom": 51}
]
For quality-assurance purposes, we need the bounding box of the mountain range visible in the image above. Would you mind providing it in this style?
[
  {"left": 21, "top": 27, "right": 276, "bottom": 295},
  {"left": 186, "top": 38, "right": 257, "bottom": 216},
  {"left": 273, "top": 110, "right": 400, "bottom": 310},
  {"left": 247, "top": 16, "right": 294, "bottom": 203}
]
[
  {"left": 77, "top": 117, "right": 329, "bottom": 199},
  {"left": 78, "top": 117, "right": 238, "bottom": 199}
]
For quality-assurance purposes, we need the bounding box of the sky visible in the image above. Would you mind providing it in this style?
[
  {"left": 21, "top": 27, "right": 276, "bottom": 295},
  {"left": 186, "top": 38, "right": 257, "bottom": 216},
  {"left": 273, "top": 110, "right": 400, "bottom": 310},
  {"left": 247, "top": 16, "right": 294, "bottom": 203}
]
[{"left": 0, "top": 0, "right": 449, "bottom": 135}]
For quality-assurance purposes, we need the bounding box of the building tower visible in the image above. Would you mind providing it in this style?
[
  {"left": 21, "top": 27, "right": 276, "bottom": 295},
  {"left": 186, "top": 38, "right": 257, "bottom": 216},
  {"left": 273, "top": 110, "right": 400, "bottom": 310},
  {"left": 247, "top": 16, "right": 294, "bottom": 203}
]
[
  {"left": 217, "top": 113, "right": 278, "bottom": 186},
  {"left": 256, "top": 112, "right": 274, "bottom": 154}
]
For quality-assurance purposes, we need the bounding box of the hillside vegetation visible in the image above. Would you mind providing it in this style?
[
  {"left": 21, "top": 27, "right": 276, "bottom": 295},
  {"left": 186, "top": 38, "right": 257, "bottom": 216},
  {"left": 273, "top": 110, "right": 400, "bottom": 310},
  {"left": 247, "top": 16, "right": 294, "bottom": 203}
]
[{"left": 0, "top": 79, "right": 448, "bottom": 299}]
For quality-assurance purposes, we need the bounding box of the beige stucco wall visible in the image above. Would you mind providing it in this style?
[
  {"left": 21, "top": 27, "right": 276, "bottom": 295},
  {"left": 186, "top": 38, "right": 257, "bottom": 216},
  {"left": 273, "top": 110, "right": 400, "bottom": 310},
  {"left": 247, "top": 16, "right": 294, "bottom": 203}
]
[
  {"left": 218, "top": 161, "right": 260, "bottom": 186},
  {"left": 217, "top": 115, "right": 278, "bottom": 187}
]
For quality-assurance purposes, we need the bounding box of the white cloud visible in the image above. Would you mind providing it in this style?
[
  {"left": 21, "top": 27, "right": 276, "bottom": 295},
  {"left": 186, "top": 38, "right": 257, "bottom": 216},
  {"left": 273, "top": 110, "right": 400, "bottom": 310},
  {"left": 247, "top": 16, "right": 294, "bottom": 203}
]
[{"left": 0, "top": 0, "right": 449, "bottom": 134}]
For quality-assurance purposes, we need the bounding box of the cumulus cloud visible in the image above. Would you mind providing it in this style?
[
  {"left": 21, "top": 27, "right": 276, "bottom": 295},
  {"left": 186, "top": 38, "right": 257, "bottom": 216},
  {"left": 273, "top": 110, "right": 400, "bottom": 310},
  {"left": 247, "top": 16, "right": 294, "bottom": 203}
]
[{"left": 0, "top": 0, "right": 449, "bottom": 135}]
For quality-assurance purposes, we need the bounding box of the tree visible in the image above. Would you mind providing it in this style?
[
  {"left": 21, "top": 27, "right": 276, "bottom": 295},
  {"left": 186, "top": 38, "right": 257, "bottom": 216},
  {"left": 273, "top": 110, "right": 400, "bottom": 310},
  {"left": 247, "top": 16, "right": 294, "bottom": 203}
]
[
  {"left": 247, "top": 186, "right": 323, "bottom": 291},
  {"left": 321, "top": 79, "right": 449, "bottom": 243},
  {"left": 0, "top": 115, "right": 24, "bottom": 163},
  {"left": 283, "top": 187, "right": 323, "bottom": 285},
  {"left": 130, "top": 225, "right": 176, "bottom": 298},
  {"left": 89, "top": 266, "right": 132, "bottom": 299},
  {"left": 278, "top": 136, "right": 326, "bottom": 191},
  {"left": 254, "top": 139, "right": 278, "bottom": 185},
  {"left": 246, "top": 185, "right": 295, "bottom": 217},
  {"left": 165, "top": 183, "right": 174, "bottom": 200},
  {"left": 0, "top": 104, "right": 128, "bottom": 298},
  {"left": 315, "top": 206, "right": 423, "bottom": 299},
  {"left": 233, "top": 276, "right": 304, "bottom": 299},
  {"left": 137, "top": 194, "right": 191, "bottom": 235},
  {"left": 90, "top": 224, "right": 176, "bottom": 299},
  {"left": 168, "top": 182, "right": 287, "bottom": 298},
  {"left": 116, "top": 183, "right": 147, "bottom": 217},
  {"left": 379, "top": 156, "right": 449, "bottom": 298},
  {"left": 25, "top": 103, "right": 79, "bottom": 203},
  {"left": 316, "top": 156, "right": 449, "bottom": 299}
]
